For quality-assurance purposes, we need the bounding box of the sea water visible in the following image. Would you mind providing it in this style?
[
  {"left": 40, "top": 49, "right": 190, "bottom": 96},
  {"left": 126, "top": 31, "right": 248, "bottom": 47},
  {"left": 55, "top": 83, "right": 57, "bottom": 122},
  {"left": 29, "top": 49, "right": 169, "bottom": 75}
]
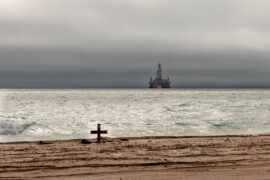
[{"left": 0, "top": 89, "right": 270, "bottom": 142}]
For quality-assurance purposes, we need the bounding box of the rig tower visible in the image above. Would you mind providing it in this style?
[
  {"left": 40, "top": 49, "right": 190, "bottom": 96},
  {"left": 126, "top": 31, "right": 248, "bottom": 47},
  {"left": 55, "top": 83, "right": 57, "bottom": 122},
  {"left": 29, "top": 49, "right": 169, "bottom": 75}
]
[{"left": 149, "top": 63, "right": 171, "bottom": 88}]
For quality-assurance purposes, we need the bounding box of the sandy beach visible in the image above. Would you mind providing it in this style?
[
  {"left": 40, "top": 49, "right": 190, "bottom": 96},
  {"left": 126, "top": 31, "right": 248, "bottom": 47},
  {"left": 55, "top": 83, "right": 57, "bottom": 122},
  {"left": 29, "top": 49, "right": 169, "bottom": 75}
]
[{"left": 1, "top": 135, "right": 270, "bottom": 179}]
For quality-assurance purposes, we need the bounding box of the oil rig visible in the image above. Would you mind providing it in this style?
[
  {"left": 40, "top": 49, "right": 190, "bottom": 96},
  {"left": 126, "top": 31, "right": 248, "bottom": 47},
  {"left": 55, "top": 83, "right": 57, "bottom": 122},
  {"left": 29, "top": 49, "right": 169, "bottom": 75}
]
[{"left": 149, "top": 63, "right": 171, "bottom": 88}]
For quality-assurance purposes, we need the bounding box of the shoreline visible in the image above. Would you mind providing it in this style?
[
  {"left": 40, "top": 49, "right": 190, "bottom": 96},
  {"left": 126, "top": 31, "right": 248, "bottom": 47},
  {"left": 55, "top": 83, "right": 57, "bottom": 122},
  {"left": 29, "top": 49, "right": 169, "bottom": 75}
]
[
  {"left": 1, "top": 133, "right": 270, "bottom": 144},
  {"left": 1, "top": 135, "right": 270, "bottom": 179}
]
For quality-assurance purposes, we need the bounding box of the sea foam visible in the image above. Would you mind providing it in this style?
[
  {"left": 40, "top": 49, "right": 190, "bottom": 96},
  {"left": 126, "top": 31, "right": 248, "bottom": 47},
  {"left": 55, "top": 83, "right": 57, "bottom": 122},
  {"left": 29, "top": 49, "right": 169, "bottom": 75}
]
[{"left": 0, "top": 91, "right": 5, "bottom": 112}]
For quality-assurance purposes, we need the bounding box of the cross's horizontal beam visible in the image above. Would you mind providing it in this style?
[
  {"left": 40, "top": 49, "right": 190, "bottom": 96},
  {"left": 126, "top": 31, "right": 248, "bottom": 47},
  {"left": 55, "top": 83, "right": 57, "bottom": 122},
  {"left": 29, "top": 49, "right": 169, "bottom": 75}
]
[{"left": 91, "top": 130, "right": 107, "bottom": 134}]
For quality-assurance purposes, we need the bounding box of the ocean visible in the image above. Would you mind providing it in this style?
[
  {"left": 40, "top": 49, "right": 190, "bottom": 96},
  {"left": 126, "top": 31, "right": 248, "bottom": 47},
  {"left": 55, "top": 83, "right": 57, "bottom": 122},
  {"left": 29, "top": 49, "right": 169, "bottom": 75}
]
[{"left": 0, "top": 89, "right": 270, "bottom": 142}]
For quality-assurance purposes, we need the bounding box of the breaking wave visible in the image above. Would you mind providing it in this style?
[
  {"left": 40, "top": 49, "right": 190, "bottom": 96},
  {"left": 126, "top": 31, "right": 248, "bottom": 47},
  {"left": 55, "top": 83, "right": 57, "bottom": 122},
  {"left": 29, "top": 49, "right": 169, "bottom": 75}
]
[
  {"left": 175, "top": 122, "right": 191, "bottom": 126},
  {"left": 0, "top": 122, "right": 36, "bottom": 135},
  {"left": 211, "top": 122, "right": 241, "bottom": 131}
]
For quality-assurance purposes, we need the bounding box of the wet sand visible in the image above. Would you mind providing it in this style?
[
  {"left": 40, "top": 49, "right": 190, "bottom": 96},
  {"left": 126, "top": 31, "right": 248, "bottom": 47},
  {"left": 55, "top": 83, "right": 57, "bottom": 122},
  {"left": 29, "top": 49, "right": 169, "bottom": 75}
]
[{"left": 1, "top": 135, "right": 270, "bottom": 179}]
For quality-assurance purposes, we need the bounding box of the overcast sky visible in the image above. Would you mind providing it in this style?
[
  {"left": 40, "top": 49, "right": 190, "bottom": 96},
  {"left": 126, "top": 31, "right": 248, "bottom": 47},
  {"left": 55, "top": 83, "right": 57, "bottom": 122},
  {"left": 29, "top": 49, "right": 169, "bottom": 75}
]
[{"left": 1, "top": 0, "right": 270, "bottom": 88}]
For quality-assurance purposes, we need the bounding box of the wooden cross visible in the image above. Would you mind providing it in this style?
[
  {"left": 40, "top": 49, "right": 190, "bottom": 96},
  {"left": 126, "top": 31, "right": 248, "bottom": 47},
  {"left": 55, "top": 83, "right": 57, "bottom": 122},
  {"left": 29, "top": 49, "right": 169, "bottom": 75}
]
[{"left": 91, "top": 124, "right": 107, "bottom": 143}]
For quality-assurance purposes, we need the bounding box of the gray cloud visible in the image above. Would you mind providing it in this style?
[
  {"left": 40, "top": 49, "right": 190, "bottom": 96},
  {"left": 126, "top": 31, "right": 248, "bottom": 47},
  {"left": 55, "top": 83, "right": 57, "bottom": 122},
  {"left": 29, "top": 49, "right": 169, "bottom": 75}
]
[{"left": 0, "top": 0, "right": 270, "bottom": 88}]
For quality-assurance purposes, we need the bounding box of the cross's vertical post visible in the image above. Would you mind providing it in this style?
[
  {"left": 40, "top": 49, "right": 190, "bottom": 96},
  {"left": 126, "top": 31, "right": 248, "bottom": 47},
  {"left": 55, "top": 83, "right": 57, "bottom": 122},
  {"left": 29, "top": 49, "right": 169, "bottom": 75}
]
[{"left": 97, "top": 124, "right": 101, "bottom": 143}]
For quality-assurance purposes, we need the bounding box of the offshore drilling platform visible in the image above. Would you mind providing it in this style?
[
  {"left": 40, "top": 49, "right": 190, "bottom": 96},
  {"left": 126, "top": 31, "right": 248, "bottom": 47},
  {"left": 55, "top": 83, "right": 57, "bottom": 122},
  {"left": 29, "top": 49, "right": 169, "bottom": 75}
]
[{"left": 149, "top": 63, "right": 171, "bottom": 88}]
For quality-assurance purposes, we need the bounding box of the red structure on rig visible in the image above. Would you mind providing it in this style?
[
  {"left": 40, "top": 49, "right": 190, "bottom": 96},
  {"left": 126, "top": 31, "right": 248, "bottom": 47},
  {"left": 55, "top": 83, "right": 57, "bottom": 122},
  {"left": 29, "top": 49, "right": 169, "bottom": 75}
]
[{"left": 149, "top": 63, "right": 171, "bottom": 88}]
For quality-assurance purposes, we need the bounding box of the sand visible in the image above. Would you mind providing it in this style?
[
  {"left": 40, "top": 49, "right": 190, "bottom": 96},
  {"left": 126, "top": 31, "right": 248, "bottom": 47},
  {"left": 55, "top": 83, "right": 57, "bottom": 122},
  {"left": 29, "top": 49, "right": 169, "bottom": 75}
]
[{"left": 1, "top": 135, "right": 270, "bottom": 179}]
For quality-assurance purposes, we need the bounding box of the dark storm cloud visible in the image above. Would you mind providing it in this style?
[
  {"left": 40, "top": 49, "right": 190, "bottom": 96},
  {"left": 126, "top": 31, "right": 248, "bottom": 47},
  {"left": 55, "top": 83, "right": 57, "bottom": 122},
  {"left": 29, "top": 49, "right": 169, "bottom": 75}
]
[{"left": 1, "top": 0, "right": 270, "bottom": 88}]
